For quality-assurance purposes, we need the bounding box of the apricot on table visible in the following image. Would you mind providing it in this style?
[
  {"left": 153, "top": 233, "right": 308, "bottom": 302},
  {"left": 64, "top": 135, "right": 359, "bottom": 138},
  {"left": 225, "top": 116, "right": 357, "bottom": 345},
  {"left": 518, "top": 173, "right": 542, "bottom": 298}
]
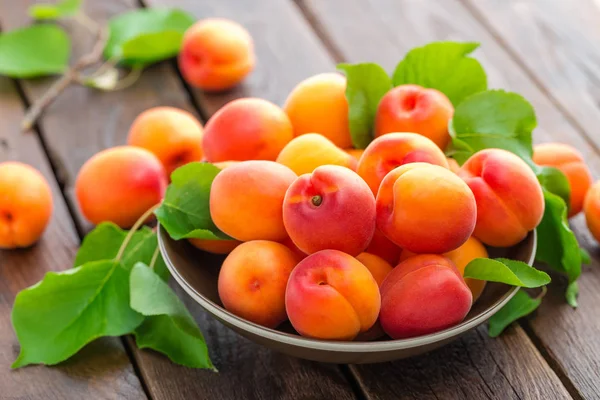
[
  {"left": 178, "top": 18, "right": 255, "bottom": 91},
  {"left": 533, "top": 142, "right": 592, "bottom": 217},
  {"left": 276, "top": 133, "right": 357, "bottom": 176},
  {"left": 75, "top": 146, "right": 167, "bottom": 228},
  {"left": 365, "top": 228, "right": 402, "bottom": 266},
  {"left": 357, "top": 132, "right": 449, "bottom": 195},
  {"left": 0, "top": 162, "right": 53, "bottom": 249},
  {"left": 355, "top": 252, "right": 394, "bottom": 287},
  {"left": 283, "top": 165, "right": 376, "bottom": 256},
  {"left": 203, "top": 98, "right": 293, "bottom": 162},
  {"left": 380, "top": 254, "right": 472, "bottom": 339},
  {"left": 584, "top": 181, "right": 600, "bottom": 243},
  {"left": 283, "top": 73, "right": 352, "bottom": 148},
  {"left": 218, "top": 240, "right": 299, "bottom": 328},
  {"left": 459, "top": 149, "right": 545, "bottom": 247},
  {"left": 285, "top": 249, "right": 380, "bottom": 340},
  {"left": 127, "top": 106, "right": 204, "bottom": 177},
  {"left": 210, "top": 160, "right": 297, "bottom": 242},
  {"left": 377, "top": 163, "right": 476, "bottom": 254},
  {"left": 375, "top": 84, "right": 454, "bottom": 150}
]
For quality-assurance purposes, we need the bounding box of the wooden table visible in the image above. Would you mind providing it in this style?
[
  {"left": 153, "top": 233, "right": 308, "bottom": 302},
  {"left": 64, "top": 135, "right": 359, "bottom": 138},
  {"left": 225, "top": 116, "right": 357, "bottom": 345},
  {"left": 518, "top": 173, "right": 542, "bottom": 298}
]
[{"left": 1, "top": 0, "right": 599, "bottom": 398}]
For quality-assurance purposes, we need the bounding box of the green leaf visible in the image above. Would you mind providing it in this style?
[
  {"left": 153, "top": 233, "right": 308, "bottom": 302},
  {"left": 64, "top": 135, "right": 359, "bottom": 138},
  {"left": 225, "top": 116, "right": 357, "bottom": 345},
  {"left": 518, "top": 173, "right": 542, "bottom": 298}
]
[
  {"left": 464, "top": 258, "right": 550, "bottom": 288},
  {"left": 155, "top": 163, "right": 230, "bottom": 241},
  {"left": 536, "top": 166, "right": 571, "bottom": 208},
  {"left": 130, "top": 263, "right": 215, "bottom": 370},
  {"left": 392, "top": 41, "right": 487, "bottom": 106},
  {"left": 450, "top": 90, "right": 536, "bottom": 165},
  {"left": 28, "top": 0, "right": 82, "bottom": 20},
  {"left": 11, "top": 260, "right": 143, "bottom": 368},
  {"left": 580, "top": 248, "right": 592, "bottom": 265},
  {"left": 566, "top": 281, "right": 579, "bottom": 308},
  {"left": 337, "top": 63, "right": 392, "bottom": 149},
  {"left": 488, "top": 289, "right": 541, "bottom": 337},
  {"left": 105, "top": 8, "right": 195, "bottom": 66},
  {"left": 0, "top": 25, "right": 70, "bottom": 78}
]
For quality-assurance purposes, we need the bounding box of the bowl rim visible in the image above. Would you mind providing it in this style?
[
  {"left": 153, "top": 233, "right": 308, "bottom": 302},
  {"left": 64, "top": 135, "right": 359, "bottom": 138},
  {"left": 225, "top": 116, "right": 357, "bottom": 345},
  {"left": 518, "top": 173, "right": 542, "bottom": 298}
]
[{"left": 159, "top": 226, "right": 535, "bottom": 352}]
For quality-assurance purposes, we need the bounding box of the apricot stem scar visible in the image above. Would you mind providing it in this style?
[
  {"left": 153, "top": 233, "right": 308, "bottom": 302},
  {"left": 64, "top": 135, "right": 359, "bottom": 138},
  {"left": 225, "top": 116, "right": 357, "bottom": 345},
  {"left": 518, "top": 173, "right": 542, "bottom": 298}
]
[{"left": 311, "top": 195, "right": 322, "bottom": 207}]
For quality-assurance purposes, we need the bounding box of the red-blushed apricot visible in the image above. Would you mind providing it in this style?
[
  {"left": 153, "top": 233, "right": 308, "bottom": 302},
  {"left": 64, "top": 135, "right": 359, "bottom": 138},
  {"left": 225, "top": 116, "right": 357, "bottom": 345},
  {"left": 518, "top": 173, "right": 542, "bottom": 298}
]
[
  {"left": 280, "top": 236, "right": 308, "bottom": 260},
  {"left": 75, "top": 146, "right": 167, "bottom": 228},
  {"left": 283, "top": 73, "right": 352, "bottom": 148},
  {"left": 533, "top": 143, "right": 592, "bottom": 217},
  {"left": 218, "top": 241, "right": 299, "bottom": 328},
  {"left": 127, "top": 107, "right": 204, "bottom": 177},
  {"left": 377, "top": 163, "right": 476, "bottom": 254},
  {"left": 345, "top": 148, "right": 364, "bottom": 163},
  {"left": 375, "top": 84, "right": 454, "bottom": 150},
  {"left": 283, "top": 165, "right": 376, "bottom": 256},
  {"left": 357, "top": 132, "right": 449, "bottom": 194},
  {"left": 584, "top": 181, "right": 600, "bottom": 243},
  {"left": 178, "top": 18, "right": 255, "bottom": 91},
  {"left": 276, "top": 133, "right": 356, "bottom": 176},
  {"left": 365, "top": 228, "right": 402, "bottom": 266},
  {"left": 0, "top": 162, "right": 53, "bottom": 249},
  {"left": 188, "top": 238, "right": 241, "bottom": 254},
  {"left": 210, "top": 160, "right": 297, "bottom": 241},
  {"left": 459, "top": 149, "right": 545, "bottom": 247},
  {"left": 203, "top": 98, "right": 293, "bottom": 162},
  {"left": 285, "top": 250, "right": 381, "bottom": 340},
  {"left": 447, "top": 157, "right": 461, "bottom": 174},
  {"left": 355, "top": 252, "right": 394, "bottom": 287},
  {"left": 380, "top": 254, "right": 472, "bottom": 339}
]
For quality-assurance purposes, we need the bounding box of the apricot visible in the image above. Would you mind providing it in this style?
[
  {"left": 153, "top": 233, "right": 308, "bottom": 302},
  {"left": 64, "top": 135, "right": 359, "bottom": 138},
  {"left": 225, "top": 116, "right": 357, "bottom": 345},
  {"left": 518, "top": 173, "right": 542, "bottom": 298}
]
[
  {"left": 276, "top": 133, "right": 357, "bottom": 176},
  {"left": 357, "top": 132, "right": 449, "bottom": 195},
  {"left": 283, "top": 165, "right": 376, "bottom": 256},
  {"left": 203, "top": 98, "right": 293, "bottom": 162},
  {"left": 459, "top": 149, "right": 545, "bottom": 247},
  {"left": 355, "top": 253, "right": 393, "bottom": 287},
  {"left": 280, "top": 236, "right": 307, "bottom": 260},
  {"left": 380, "top": 254, "right": 472, "bottom": 339},
  {"left": 447, "top": 157, "right": 461, "bottom": 173},
  {"left": 75, "top": 146, "right": 167, "bottom": 228},
  {"left": 377, "top": 163, "right": 476, "bottom": 254},
  {"left": 178, "top": 18, "right": 255, "bottom": 91},
  {"left": 285, "top": 250, "right": 380, "bottom": 340},
  {"left": 283, "top": 73, "right": 352, "bottom": 148},
  {"left": 584, "top": 181, "right": 600, "bottom": 243},
  {"left": 365, "top": 228, "right": 402, "bottom": 266},
  {"left": 218, "top": 241, "right": 298, "bottom": 328},
  {"left": 345, "top": 148, "right": 364, "bottom": 163},
  {"left": 127, "top": 107, "right": 204, "bottom": 177},
  {"left": 188, "top": 238, "right": 241, "bottom": 254},
  {"left": 533, "top": 143, "right": 592, "bottom": 217},
  {"left": 375, "top": 84, "right": 454, "bottom": 150},
  {"left": 210, "top": 160, "right": 296, "bottom": 241},
  {"left": 0, "top": 162, "right": 53, "bottom": 249}
]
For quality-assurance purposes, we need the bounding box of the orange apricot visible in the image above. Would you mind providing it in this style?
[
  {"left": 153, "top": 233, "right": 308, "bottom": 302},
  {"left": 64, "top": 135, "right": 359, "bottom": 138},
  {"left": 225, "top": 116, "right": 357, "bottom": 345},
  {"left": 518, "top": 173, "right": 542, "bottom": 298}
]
[
  {"left": 188, "top": 238, "right": 241, "bottom": 254},
  {"left": 365, "top": 228, "right": 402, "bottom": 266},
  {"left": 443, "top": 236, "right": 488, "bottom": 301},
  {"left": 355, "top": 252, "right": 394, "bottom": 287},
  {"left": 345, "top": 148, "right": 364, "bottom": 163},
  {"left": 584, "top": 181, "right": 600, "bottom": 244}
]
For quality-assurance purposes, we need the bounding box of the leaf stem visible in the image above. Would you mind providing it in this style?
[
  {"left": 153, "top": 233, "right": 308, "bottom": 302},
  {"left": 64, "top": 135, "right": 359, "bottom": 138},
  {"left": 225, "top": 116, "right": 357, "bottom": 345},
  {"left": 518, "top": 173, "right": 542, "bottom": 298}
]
[
  {"left": 74, "top": 12, "right": 101, "bottom": 34},
  {"left": 116, "top": 204, "right": 160, "bottom": 262},
  {"left": 148, "top": 247, "right": 160, "bottom": 271},
  {"left": 535, "top": 285, "right": 548, "bottom": 301}
]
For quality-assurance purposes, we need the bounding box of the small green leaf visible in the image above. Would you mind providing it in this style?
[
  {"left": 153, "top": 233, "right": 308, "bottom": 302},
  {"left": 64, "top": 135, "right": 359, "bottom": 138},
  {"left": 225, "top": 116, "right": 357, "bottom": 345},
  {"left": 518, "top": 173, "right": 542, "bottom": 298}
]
[
  {"left": 488, "top": 289, "right": 541, "bottom": 337},
  {"left": 580, "top": 248, "right": 592, "bottom": 265},
  {"left": 536, "top": 166, "right": 571, "bottom": 208},
  {"left": 0, "top": 25, "right": 70, "bottom": 78},
  {"left": 130, "top": 263, "right": 215, "bottom": 370},
  {"left": 105, "top": 8, "right": 194, "bottom": 66},
  {"left": 337, "top": 63, "right": 392, "bottom": 149},
  {"left": 29, "top": 0, "right": 82, "bottom": 20},
  {"left": 566, "top": 281, "right": 579, "bottom": 308},
  {"left": 464, "top": 258, "right": 550, "bottom": 288},
  {"left": 392, "top": 41, "right": 487, "bottom": 106},
  {"left": 11, "top": 260, "right": 143, "bottom": 368},
  {"left": 155, "top": 163, "right": 230, "bottom": 241}
]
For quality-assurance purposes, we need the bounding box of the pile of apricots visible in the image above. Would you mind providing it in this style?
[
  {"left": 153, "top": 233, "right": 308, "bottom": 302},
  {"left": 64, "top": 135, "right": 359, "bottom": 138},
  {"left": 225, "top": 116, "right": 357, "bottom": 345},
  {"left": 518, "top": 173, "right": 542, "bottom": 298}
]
[{"left": 1, "top": 18, "right": 599, "bottom": 341}]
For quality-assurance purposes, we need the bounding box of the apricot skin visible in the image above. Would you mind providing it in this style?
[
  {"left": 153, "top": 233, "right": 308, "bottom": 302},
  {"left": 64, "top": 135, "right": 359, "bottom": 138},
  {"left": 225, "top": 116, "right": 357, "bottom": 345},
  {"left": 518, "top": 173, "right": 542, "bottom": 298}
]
[
  {"left": 355, "top": 252, "right": 394, "bottom": 287},
  {"left": 75, "top": 146, "right": 167, "bottom": 228},
  {"left": 0, "top": 162, "right": 53, "bottom": 249},
  {"left": 365, "top": 228, "right": 402, "bottom": 266},
  {"left": 285, "top": 249, "right": 381, "bottom": 340},
  {"left": 584, "top": 182, "right": 600, "bottom": 244},
  {"left": 178, "top": 18, "right": 255, "bottom": 91}
]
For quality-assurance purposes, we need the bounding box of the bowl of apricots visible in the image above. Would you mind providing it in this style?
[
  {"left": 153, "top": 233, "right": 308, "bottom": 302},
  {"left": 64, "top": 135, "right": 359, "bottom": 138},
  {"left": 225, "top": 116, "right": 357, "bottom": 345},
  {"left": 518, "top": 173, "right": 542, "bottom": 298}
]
[{"left": 156, "top": 71, "right": 545, "bottom": 363}]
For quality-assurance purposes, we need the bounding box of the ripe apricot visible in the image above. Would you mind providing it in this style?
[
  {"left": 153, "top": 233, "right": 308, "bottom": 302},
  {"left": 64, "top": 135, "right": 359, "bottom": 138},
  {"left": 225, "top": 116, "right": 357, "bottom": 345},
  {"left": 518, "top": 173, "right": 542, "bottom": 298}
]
[
  {"left": 203, "top": 98, "right": 293, "bottom": 162},
  {"left": 284, "top": 73, "right": 352, "bottom": 148},
  {"left": 584, "top": 181, "right": 600, "bottom": 243},
  {"left": 447, "top": 157, "right": 461, "bottom": 173},
  {"left": 178, "top": 18, "right": 255, "bottom": 91},
  {"left": 188, "top": 238, "right": 241, "bottom": 254},
  {"left": 0, "top": 162, "right": 53, "bottom": 248},
  {"left": 345, "top": 148, "right": 364, "bottom": 163},
  {"left": 365, "top": 229, "right": 402, "bottom": 266},
  {"left": 75, "top": 146, "right": 167, "bottom": 228},
  {"left": 355, "top": 252, "right": 393, "bottom": 287}
]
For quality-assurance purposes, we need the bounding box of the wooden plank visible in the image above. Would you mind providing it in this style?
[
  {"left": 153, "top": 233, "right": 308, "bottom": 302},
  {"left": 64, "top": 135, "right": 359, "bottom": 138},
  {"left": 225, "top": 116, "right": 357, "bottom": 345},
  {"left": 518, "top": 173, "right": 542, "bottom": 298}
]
[
  {"left": 0, "top": 1, "right": 357, "bottom": 399},
  {"left": 0, "top": 77, "right": 146, "bottom": 399}
]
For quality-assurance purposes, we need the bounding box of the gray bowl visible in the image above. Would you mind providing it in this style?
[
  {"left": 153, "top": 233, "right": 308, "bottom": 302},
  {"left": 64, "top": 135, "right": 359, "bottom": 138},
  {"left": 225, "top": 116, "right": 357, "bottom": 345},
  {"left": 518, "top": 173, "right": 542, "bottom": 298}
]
[{"left": 158, "top": 226, "right": 536, "bottom": 364}]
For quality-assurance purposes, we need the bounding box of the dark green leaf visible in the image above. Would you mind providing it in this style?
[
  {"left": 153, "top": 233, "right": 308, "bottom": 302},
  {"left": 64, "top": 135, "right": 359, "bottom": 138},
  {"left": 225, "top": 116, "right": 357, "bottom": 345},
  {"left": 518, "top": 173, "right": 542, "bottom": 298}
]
[
  {"left": 464, "top": 258, "right": 550, "bottom": 288},
  {"left": 11, "top": 260, "right": 143, "bottom": 368},
  {"left": 536, "top": 166, "right": 571, "bottom": 209},
  {"left": 0, "top": 25, "right": 70, "bottom": 78},
  {"left": 28, "top": 0, "right": 81, "bottom": 20},
  {"left": 566, "top": 281, "right": 579, "bottom": 308},
  {"left": 580, "top": 248, "right": 591, "bottom": 265},
  {"left": 488, "top": 289, "right": 541, "bottom": 337},
  {"left": 337, "top": 63, "right": 392, "bottom": 149},
  {"left": 130, "top": 263, "right": 215, "bottom": 370},
  {"left": 392, "top": 41, "right": 487, "bottom": 106}
]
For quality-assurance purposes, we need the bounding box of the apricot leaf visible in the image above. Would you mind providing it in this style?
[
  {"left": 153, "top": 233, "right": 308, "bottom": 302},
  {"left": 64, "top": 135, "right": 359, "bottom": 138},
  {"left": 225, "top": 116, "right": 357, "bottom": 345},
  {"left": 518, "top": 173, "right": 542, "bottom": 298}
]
[
  {"left": 337, "top": 63, "right": 392, "bottom": 149},
  {"left": 464, "top": 258, "right": 550, "bottom": 288},
  {"left": 488, "top": 289, "right": 541, "bottom": 337},
  {"left": 392, "top": 41, "right": 487, "bottom": 106},
  {"left": 130, "top": 263, "right": 215, "bottom": 370},
  {"left": 28, "top": 0, "right": 82, "bottom": 20},
  {"left": 536, "top": 166, "right": 571, "bottom": 209},
  {"left": 0, "top": 25, "right": 70, "bottom": 78},
  {"left": 580, "top": 248, "right": 591, "bottom": 265}
]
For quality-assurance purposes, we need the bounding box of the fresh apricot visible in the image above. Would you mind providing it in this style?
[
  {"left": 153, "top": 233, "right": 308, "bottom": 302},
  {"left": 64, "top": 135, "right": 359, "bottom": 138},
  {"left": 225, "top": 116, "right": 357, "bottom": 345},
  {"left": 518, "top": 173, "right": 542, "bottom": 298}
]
[
  {"left": 584, "top": 181, "right": 600, "bottom": 243},
  {"left": 447, "top": 157, "right": 461, "bottom": 173},
  {"left": 188, "top": 238, "right": 241, "bottom": 254},
  {"left": 365, "top": 229, "right": 402, "bottom": 266},
  {"left": 355, "top": 252, "right": 394, "bottom": 287},
  {"left": 345, "top": 148, "right": 364, "bottom": 163}
]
